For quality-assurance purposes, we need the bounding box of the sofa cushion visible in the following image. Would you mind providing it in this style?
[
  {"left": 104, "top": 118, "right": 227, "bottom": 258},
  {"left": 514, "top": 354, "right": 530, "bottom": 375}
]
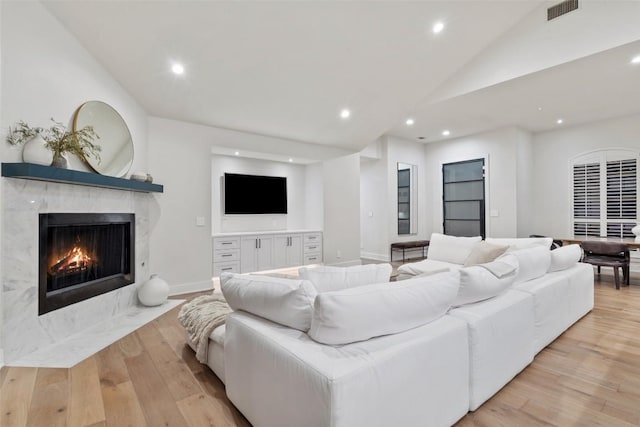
[
  {"left": 396, "top": 258, "right": 460, "bottom": 281},
  {"left": 308, "top": 272, "right": 459, "bottom": 345},
  {"left": 428, "top": 233, "right": 482, "bottom": 265},
  {"left": 298, "top": 264, "right": 392, "bottom": 292},
  {"left": 500, "top": 246, "right": 551, "bottom": 284},
  {"left": 463, "top": 241, "right": 509, "bottom": 266},
  {"left": 485, "top": 237, "right": 553, "bottom": 250},
  {"left": 220, "top": 273, "right": 317, "bottom": 331},
  {"left": 454, "top": 258, "right": 518, "bottom": 306},
  {"left": 548, "top": 244, "right": 582, "bottom": 272}
]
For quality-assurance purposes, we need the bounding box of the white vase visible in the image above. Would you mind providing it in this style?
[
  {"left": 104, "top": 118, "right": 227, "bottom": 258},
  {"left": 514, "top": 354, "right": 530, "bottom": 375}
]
[
  {"left": 632, "top": 224, "right": 640, "bottom": 242},
  {"left": 22, "top": 135, "right": 53, "bottom": 166},
  {"left": 138, "top": 274, "right": 169, "bottom": 306}
]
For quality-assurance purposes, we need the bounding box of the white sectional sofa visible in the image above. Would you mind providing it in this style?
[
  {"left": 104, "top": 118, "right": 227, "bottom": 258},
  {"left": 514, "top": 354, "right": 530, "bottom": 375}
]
[{"left": 185, "top": 237, "right": 594, "bottom": 427}]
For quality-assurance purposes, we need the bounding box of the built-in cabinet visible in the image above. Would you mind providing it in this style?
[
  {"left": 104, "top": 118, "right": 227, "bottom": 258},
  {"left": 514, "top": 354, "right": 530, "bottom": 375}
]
[{"left": 213, "top": 230, "right": 322, "bottom": 276}]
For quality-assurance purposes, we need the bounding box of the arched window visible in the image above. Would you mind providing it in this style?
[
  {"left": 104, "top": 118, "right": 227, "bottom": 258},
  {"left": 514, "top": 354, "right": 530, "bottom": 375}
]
[{"left": 571, "top": 149, "right": 638, "bottom": 238}]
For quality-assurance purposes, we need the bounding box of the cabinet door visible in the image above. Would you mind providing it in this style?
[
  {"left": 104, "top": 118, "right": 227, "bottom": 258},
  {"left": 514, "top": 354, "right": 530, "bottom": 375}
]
[
  {"left": 256, "top": 236, "right": 274, "bottom": 271},
  {"left": 287, "top": 235, "right": 303, "bottom": 267},
  {"left": 240, "top": 236, "right": 258, "bottom": 273},
  {"left": 272, "top": 236, "right": 289, "bottom": 269}
]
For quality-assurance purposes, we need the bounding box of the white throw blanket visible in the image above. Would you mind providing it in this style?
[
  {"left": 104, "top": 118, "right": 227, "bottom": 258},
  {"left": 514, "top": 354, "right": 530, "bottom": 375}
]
[{"left": 178, "top": 293, "right": 232, "bottom": 363}]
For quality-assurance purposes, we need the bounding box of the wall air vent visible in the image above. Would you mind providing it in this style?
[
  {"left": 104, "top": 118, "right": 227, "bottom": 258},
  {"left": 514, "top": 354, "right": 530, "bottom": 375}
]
[{"left": 548, "top": 0, "right": 579, "bottom": 21}]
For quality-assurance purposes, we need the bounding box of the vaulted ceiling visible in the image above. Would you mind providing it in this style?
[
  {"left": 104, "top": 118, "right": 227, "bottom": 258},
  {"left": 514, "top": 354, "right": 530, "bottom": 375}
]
[{"left": 44, "top": 1, "right": 640, "bottom": 151}]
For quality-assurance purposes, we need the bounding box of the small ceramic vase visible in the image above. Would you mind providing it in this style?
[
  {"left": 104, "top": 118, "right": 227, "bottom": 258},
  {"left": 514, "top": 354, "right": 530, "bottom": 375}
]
[
  {"left": 51, "top": 153, "right": 68, "bottom": 169},
  {"left": 138, "top": 274, "right": 169, "bottom": 306},
  {"left": 22, "top": 135, "right": 53, "bottom": 166}
]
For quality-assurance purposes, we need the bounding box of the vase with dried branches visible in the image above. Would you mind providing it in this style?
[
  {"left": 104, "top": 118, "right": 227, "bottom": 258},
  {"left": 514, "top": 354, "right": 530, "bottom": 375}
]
[{"left": 6, "top": 119, "right": 101, "bottom": 168}]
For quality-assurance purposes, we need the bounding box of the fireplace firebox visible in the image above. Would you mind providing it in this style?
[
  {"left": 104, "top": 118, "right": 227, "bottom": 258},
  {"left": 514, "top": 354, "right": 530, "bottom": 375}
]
[{"left": 39, "top": 213, "right": 135, "bottom": 315}]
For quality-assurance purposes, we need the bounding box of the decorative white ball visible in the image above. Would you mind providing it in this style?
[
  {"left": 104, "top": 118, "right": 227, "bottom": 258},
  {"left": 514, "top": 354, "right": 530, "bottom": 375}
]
[
  {"left": 138, "top": 274, "right": 169, "bottom": 306},
  {"left": 632, "top": 224, "right": 640, "bottom": 242}
]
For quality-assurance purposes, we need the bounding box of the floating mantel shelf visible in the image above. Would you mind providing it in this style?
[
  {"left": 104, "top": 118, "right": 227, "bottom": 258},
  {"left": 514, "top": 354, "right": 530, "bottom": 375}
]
[{"left": 1, "top": 163, "right": 163, "bottom": 193}]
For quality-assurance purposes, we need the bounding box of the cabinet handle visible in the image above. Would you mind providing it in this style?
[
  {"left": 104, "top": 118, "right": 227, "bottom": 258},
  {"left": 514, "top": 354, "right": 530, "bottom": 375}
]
[
  {"left": 221, "top": 267, "right": 233, "bottom": 271},
  {"left": 308, "top": 246, "right": 316, "bottom": 250},
  {"left": 255, "top": 239, "right": 258, "bottom": 249},
  {"left": 221, "top": 242, "right": 232, "bottom": 245},
  {"left": 308, "top": 257, "right": 317, "bottom": 261},
  {"left": 221, "top": 254, "right": 232, "bottom": 257},
  {"left": 288, "top": 236, "right": 291, "bottom": 246},
  {"left": 259, "top": 239, "right": 261, "bottom": 249}
]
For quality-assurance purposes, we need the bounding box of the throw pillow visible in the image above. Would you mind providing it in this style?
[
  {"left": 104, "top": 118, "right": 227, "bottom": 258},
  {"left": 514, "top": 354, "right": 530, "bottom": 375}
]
[
  {"left": 308, "top": 272, "right": 458, "bottom": 345},
  {"left": 485, "top": 237, "right": 553, "bottom": 250},
  {"left": 548, "top": 244, "right": 582, "bottom": 272},
  {"left": 463, "top": 241, "right": 509, "bottom": 266},
  {"left": 454, "top": 258, "right": 518, "bottom": 306},
  {"left": 499, "top": 246, "right": 551, "bottom": 284},
  {"left": 427, "top": 233, "right": 482, "bottom": 265},
  {"left": 220, "top": 273, "right": 317, "bottom": 332},
  {"left": 298, "top": 263, "right": 392, "bottom": 292}
]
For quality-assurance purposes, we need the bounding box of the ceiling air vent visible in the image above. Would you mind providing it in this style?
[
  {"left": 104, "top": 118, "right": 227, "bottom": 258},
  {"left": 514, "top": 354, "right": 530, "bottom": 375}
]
[{"left": 548, "top": 0, "right": 579, "bottom": 21}]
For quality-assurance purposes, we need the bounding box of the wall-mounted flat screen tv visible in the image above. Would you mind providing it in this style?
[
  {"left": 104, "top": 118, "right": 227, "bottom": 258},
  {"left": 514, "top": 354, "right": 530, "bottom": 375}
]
[{"left": 224, "top": 173, "right": 287, "bottom": 214}]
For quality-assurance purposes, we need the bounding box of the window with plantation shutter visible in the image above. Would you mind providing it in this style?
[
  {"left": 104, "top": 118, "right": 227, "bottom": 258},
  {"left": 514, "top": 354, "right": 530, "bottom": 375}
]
[{"left": 571, "top": 151, "right": 638, "bottom": 238}]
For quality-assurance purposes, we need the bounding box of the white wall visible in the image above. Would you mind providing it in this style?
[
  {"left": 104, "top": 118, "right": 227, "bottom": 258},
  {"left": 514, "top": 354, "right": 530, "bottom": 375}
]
[
  {"left": 211, "top": 156, "right": 316, "bottom": 233},
  {"left": 0, "top": 1, "right": 149, "bottom": 367},
  {"left": 531, "top": 113, "right": 640, "bottom": 238},
  {"left": 148, "top": 117, "right": 351, "bottom": 293},
  {"left": 0, "top": 1, "right": 148, "bottom": 172},
  {"left": 360, "top": 136, "right": 429, "bottom": 261},
  {"left": 515, "top": 128, "right": 534, "bottom": 238},
  {"left": 305, "top": 162, "right": 324, "bottom": 230},
  {"left": 323, "top": 154, "right": 361, "bottom": 265},
  {"left": 424, "top": 127, "right": 530, "bottom": 238}
]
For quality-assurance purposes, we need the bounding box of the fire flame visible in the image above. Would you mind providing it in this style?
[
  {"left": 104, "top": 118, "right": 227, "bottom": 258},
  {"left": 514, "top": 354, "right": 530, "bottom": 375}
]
[{"left": 51, "top": 246, "right": 93, "bottom": 275}]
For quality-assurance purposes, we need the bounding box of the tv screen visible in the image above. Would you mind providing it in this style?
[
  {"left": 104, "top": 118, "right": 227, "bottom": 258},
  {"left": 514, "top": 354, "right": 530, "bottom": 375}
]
[{"left": 224, "top": 173, "right": 288, "bottom": 214}]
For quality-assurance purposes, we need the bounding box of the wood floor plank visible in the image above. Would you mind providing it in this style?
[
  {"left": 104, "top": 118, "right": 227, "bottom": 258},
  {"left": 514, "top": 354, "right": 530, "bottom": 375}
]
[
  {"left": 101, "top": 380, "right": 147, "bottom": 427},
  {"left": 0, "top": 367, "right": 37, "bottom": 427},
  {"left": 177, "top": 393, "right": 233, "bottom": 427},
  {"left": 125, "top": 350, "right": 189, "bottom": 427},
  {"left": 68, "top": 357, "right": 106, "bottom": 426},
  {"left": 26, "top": 368, "right": 69, "bottom": 427}
]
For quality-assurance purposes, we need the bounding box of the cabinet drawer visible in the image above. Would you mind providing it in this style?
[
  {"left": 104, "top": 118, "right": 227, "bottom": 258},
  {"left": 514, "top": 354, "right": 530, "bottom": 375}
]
[
  {"left": 304, "top": 242, "right": 322, "bottom": 254},
  {"left": 214, "top": 249, "right": 240, "bottom": 262},
  {"left": 304, "top": 254, "right": 322, "bottom": 265},
  {"left": 214, "top": 237, "right": 240, "bottom": 250},
  {"left": 213, "top": 261, "right": 240, "bottom": 277},
  {"left": 304, "top": 233, "right": 322, "bottom": 244}
]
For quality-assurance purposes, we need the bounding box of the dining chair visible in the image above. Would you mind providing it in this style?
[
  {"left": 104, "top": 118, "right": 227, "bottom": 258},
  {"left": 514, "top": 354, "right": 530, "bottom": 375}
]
[{"left": 580, "top": 241, "right": 630, "bottom": 290}]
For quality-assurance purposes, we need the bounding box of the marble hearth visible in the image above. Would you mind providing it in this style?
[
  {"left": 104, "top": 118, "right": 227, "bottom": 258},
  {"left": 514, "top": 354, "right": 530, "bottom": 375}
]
[{"left": 1, "top": 178, "right": 153, "bottom": 364}]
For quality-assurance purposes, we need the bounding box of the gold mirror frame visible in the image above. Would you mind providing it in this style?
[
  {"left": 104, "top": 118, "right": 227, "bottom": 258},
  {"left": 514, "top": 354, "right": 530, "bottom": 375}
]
[{"left": 73, "top": 101, "right": 134, "bottom": 177}]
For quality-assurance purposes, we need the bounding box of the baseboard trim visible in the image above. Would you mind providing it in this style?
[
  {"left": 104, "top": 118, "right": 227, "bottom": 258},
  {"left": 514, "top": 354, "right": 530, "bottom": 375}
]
[
  {"left": 169, "top": 280, "right": 214, "bottom": 296},
  {"left": 360, "top": 251, "right": 390, "bottom": 262}
]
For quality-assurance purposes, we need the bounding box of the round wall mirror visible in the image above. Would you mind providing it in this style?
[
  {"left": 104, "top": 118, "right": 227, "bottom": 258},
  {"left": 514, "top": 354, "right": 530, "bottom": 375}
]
[{"left": 73, "top": 101, "right": 134, "bottom": 177}]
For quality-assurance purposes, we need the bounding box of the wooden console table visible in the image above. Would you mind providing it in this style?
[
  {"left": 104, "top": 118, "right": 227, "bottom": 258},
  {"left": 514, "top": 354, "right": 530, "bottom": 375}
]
[
  {"left": 561, "top": 237, "right": 640, "bottom": 250},
  {"left": 390, "top": 240, "right": 430, "bottom": 263}
]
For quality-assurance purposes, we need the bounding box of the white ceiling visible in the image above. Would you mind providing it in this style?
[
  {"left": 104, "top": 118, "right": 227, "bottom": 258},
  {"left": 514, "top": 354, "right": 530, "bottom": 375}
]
[{"left": 43, "top": 1, "right": 640, "bottom": 152}]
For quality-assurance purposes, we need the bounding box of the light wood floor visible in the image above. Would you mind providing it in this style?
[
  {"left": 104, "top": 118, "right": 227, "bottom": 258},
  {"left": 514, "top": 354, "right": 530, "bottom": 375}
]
[{"left": 2, "top": 273, "right": 640, "bottom": 427}]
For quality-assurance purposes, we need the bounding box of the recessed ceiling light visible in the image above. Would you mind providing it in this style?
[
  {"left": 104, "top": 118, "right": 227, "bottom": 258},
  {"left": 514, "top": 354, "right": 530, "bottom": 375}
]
[
  {"left": 442, "top": 130, "right": 450, "bottom": 136},
  {"left": 631, "top": 55, "right": 640, "bottom": 64},
  {"left": 432, "top": 21, "right": 445, "bottom": 34},
  {"left": 406, "top": 118, "right": 415, "bottom": 126},
  {"left": 171, "top": 63, "right": 185, "bottom": 75},
  {"left": 234, "top": 151, "right": 239, "bottom": 156},
  {"left": 288, "top": 158, "right": 293, "bottom": 162},
  {"left": 557, "top": 119, "right": 563, "bottom": 124},
  {"left": 340, "top": 109, "right": 351, "bottom": 119},
  {"left": 537, "top": 107, "right": 543, "bottom": 111}
]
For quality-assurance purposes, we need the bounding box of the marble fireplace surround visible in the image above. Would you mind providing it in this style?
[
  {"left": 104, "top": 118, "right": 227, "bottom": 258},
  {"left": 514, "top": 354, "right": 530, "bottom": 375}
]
[{"left": 1, "top": 178, "right": 153, "bottom": 364}]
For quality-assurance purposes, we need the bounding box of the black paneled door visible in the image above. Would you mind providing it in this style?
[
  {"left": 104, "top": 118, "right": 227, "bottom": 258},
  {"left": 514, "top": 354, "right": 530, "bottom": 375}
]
[{"left": 442, "top": 159, "right": 485, "bottom": 238}]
